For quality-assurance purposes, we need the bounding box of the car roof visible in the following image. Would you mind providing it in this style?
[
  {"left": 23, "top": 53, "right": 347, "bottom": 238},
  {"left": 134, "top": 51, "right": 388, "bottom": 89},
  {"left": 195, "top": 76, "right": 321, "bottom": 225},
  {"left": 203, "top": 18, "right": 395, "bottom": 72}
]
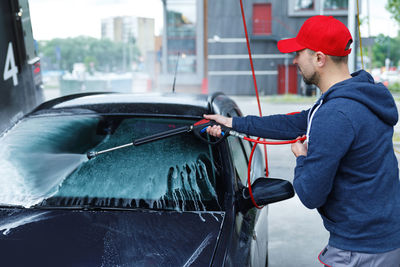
[{"left": 31, "top": 92, "right": 240, "bottom": 118}]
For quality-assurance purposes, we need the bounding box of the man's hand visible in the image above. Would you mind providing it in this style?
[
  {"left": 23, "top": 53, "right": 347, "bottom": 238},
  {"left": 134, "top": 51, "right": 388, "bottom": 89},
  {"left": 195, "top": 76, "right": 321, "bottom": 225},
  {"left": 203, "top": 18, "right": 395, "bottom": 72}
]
[
  {"left": 291, "top": 135, "right": 308, "bottom": 157},
  {"left": 203, "top": 114, "right": 232, "bottom": 138}
]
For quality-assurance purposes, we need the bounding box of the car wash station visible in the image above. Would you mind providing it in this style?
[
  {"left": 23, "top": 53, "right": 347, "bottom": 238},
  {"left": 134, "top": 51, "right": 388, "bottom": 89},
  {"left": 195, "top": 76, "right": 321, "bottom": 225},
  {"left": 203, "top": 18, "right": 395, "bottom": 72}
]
[{"left": 1, "top": 0, "right": 397, "bottom": 267}]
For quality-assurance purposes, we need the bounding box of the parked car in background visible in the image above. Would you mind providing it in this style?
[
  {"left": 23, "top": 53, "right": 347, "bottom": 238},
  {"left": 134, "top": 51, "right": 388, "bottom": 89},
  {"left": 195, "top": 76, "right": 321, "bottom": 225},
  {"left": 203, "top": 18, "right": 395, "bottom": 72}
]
[
  {"left": 380, "top": 70, "right": 400, "bottom": 86},
  {"left": 372, "top": 69, "right": 400, "bottom": 87},
  {"left": 0, "top": 92, "right": 294, "bottom": 266}
]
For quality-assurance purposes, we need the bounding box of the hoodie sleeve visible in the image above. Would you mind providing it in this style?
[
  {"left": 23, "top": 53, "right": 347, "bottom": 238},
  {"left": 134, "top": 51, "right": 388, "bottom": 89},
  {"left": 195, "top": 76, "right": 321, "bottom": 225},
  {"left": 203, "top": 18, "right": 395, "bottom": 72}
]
[
  {"left": 293, "top": 108, "right": 355, "bottom": 209},
  {"left": 232, "top": 109, "right": 309, "bottom": 140}
]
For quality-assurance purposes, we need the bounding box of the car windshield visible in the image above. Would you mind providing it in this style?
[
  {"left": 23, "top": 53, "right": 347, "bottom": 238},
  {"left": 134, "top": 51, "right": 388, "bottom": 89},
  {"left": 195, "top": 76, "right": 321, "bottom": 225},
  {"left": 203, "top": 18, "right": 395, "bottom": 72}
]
[{"left": 0, "top": 115, "right": 220, "bottom": 211}]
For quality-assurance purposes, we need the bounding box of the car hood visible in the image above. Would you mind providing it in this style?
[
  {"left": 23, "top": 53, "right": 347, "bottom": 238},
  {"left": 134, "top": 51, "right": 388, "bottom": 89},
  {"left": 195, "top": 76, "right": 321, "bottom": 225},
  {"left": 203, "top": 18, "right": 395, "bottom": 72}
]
[{"left": 0, "top": 208, "right": 225, "bottom": 266}]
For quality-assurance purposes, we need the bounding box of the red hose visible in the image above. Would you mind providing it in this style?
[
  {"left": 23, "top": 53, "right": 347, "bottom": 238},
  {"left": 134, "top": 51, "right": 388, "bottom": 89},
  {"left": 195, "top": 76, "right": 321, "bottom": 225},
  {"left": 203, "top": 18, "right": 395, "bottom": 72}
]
[
  {"left": 238, "top": 0, "right": 262, "bottom": 121},
  {"left": 244, "top": 135, "right": 305, "bottom": 145},
  {"left": 247, "top": 137, "right": 263, "bottom": 209},
  {"left": 239, "top": 0, "right": 269, "bottom": 177},
  {"left": 239, "top": 0, "right": 304, "bottom": 209},
  {"left": 246, "top": 134, "right": 305, "bottom": 209}
]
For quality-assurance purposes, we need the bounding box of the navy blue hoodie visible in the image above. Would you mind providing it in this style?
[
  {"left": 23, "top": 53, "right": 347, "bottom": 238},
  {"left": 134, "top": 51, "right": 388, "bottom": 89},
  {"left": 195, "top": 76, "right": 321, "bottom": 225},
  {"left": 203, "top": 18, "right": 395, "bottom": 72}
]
[{"left": 233, "top": 70, "right": 400, "bottom": 253}]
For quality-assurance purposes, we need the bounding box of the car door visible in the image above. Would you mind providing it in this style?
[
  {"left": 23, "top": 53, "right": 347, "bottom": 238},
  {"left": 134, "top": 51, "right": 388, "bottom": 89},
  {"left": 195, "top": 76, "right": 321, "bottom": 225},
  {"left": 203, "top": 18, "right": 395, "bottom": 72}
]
[{"left": 227, "top": 109, "right": 268, "bottom": 267}]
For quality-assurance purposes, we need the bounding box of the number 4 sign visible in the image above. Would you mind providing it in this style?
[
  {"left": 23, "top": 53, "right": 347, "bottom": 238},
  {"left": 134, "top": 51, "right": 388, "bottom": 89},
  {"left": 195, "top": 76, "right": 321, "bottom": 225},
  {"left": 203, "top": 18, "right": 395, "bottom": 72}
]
[{"left": 3, "top": 42, "right": 19, "bottom": 86}]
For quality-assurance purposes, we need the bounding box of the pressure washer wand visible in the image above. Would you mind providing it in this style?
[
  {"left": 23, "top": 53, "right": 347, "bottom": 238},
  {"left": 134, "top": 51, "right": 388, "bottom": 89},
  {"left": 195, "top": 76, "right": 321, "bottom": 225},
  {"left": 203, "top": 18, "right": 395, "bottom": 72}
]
[
  {"left": 87, "top": 142, "right": 134, "bottom": 159},
  {"left": 86, "top": 119, "right": 231, "bottom": 160},
  {"left": 86, "top": 125, "right": 191, "bottom": 159},
  {"left": 133, "top": 125, "right": 191, "bottom": 146}
]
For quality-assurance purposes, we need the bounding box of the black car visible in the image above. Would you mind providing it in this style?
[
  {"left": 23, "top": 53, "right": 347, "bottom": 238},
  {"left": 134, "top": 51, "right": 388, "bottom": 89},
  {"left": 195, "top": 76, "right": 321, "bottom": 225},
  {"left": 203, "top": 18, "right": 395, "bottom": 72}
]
[{"left": 0, "top": 92, "right": 294, "bottom": 266}]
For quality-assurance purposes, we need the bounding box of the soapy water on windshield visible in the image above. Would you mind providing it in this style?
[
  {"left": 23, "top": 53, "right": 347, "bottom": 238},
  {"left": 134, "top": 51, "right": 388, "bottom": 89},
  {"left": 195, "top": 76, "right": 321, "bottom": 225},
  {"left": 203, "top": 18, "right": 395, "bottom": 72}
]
[
  {"left": 0, "top": 151, "right": 216, "bottom": 212},
  {"left": 50, "top": 118, "right": 220, "bottom": 212},
  {"left": 0, "top": 116, "right": 99, "bottom": 207},
  {"left": 0, "top": 116, "right": 219, "bottom": 212},
  {"left": 54, "top": 152, "right": 218, "bottom": 212},
  {"left": 0, "top": 150, "right": 87, "bottom": 207}
]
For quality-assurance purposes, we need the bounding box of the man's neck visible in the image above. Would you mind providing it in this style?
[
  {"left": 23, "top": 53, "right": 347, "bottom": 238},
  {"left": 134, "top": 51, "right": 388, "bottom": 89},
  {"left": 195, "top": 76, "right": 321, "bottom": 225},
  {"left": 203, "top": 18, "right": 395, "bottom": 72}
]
[{"left": 318, "top": 65, "right": 352, "bottom": 94}]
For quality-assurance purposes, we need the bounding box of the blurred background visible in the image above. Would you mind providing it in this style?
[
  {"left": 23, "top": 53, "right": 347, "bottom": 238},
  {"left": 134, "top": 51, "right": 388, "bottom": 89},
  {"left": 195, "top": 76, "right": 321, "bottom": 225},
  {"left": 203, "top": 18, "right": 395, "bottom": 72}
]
[{"left": 27, "top": 0, "right": 400, "bottom": 101}]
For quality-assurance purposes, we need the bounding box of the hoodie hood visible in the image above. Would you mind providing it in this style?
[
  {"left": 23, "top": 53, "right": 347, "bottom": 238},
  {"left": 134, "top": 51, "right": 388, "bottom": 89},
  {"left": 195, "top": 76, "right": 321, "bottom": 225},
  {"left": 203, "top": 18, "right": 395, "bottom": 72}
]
[{"left": 321, "top": 70, "right": 398, "bottom": 126}]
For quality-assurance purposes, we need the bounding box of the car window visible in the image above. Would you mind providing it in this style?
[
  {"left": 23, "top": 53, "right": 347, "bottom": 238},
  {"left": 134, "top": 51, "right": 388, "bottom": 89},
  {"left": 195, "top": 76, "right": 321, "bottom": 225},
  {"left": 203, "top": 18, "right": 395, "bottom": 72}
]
[
  {"left": 240, "top": 135, "right": 252, "bottom": 160},
  {"left": 227, "top": 136, "right": 248, "bottom": 186},
  {"left": 227, "top": 110, "right": 252, "bottom": 186},
  {"left": 231, "top": 108, "right": 253, "bottom": 160},
  {"left": 0, "top": 115, "right": 219, "bottom": 211}
]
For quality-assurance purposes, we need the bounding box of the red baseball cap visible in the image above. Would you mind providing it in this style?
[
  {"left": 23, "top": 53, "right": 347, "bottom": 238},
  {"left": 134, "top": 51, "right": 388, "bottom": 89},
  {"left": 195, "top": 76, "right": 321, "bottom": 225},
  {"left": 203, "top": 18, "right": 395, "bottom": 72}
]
[{"left": 277, "top": 15, "right": 352, "bottom": 56}]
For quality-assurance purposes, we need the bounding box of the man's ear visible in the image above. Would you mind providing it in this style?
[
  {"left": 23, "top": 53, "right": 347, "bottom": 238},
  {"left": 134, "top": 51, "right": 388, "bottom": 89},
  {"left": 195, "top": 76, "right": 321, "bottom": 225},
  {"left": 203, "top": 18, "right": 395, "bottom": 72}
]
[{"left": 315, "top": 51, "right": 326, "bottom": 67}]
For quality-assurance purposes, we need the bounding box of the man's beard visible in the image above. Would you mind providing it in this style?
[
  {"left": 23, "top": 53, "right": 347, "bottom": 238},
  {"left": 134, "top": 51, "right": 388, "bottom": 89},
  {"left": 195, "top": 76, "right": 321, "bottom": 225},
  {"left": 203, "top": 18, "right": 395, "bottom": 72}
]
[{"left": 300, "top": 68, "right": 319, "bottom": 86}]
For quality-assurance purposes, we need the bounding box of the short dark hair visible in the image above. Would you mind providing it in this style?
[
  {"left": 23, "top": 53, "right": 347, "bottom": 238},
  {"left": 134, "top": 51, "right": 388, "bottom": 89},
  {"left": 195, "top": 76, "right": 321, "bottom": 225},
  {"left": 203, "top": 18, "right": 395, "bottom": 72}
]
[
  {"left": 327, "top": 39, "right": 351, "bottom": 64},
  {"left": 329, "top": 55, "right": 348, "bottom": 64},
  {"left": 306, "top": 49, "right": 348, "bottom": 64}
]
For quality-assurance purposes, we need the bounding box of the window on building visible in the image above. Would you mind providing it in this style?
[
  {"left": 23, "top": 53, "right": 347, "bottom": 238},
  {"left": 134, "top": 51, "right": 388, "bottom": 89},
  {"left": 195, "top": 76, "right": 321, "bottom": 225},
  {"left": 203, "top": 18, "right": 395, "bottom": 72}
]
[
  {"left": 288, "top": 0, "right": 348, "bottom": 16},
  {"left": 324, "top": 0, "right": 348, "bottom": 10},
  {"left": 252, "top": 3, "right": 272, "bottom": 36},
  {"left": 294, "top": 0, "right": 315, "bottom": 11}
]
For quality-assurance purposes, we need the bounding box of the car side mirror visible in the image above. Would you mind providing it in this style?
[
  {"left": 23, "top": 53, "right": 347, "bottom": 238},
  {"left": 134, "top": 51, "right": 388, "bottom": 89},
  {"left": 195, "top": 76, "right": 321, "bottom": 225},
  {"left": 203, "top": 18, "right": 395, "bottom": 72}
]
[{"left": 237, "top": 177, "right": 295, "bottom": 213}]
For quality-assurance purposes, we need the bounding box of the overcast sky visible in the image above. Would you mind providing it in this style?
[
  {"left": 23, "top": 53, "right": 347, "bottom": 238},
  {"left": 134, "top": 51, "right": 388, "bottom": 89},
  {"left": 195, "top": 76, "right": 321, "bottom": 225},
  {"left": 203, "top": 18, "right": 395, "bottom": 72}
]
[
  {"left": 29, "top": 0, "right": 399, "bottom": 40},
  {"left": 359, "top": 0, "right": 399, "bottom": 37},
  {"left": 29, "top": 0, "right": 164, "bottom": 40}
]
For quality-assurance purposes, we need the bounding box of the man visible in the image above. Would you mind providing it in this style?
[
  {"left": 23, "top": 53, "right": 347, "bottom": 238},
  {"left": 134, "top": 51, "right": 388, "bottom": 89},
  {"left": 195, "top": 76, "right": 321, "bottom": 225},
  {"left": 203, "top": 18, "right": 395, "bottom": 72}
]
[{"left": 205, "top": 15, "right": 400, "bottom": 266}]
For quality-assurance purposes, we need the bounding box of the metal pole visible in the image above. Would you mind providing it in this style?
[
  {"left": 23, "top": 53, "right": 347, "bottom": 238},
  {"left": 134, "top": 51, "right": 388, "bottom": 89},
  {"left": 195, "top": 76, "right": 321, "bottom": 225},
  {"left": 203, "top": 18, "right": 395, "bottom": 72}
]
[
  {"left": 123, "top": 42, "right": 126, "bottom": 72},
  {"left": 367, "top": 0, "right": 372, "bottom": 69},
  {"left": 348, "top": 0, "right": 356, "bottom": 73},
  {"left": 320, "top": 0, "right": 324, "bottom": 15},
  {"left": 285, "top": 55, "right": 289, "bottom": 94},
  {"left": 162, "top": 0, "right": 168, "bottom": 75}
]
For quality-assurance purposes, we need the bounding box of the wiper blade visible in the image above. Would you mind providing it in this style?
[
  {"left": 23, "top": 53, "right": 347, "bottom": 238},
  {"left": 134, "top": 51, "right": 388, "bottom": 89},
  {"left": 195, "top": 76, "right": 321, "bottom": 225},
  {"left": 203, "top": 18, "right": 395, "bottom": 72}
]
[
  {"left": 0, "top": 204, "right": 27, "bottom": 209},
  {"left": 33, "top": 204, "right": 111, "bottom": 211},
  {"left": 32, "top": 204, "right": 168, "bottom": 212}
]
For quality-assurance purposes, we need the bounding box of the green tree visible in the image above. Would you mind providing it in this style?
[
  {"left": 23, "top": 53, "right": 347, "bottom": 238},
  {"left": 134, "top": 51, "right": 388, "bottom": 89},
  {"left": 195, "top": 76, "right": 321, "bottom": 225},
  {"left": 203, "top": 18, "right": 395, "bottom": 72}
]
[
  {"left": 371, "top": 34, "right": 400, "bottom": 68},
  {"left": 387, "top": 0, "right": 400, "bottom": 25},
  {"left": 38, "top": 36, "right": 141, "bottom": 72}
]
